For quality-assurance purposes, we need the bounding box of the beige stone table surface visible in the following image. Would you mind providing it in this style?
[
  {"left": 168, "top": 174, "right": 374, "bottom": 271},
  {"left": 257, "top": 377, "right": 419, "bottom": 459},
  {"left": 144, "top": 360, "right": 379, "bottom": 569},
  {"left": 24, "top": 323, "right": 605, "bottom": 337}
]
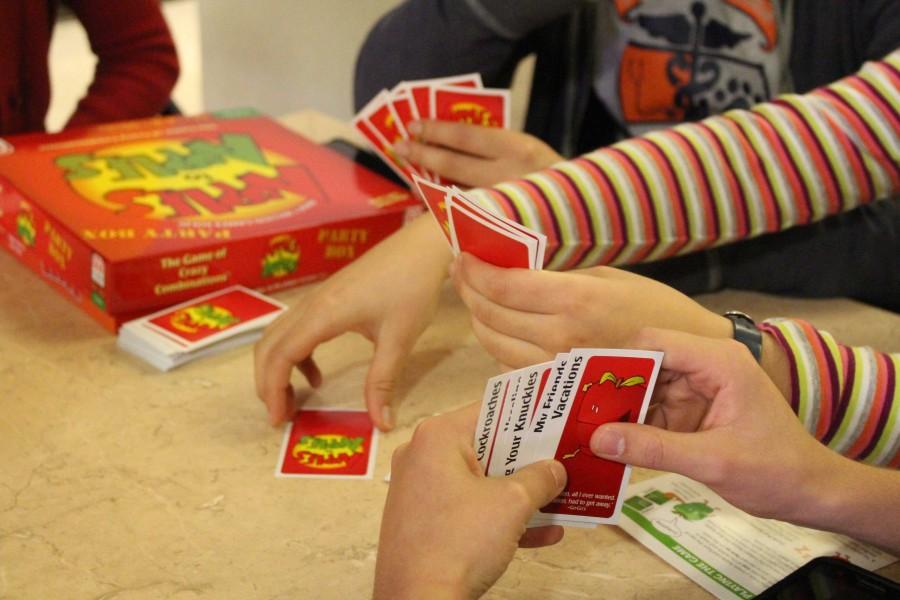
[{"left": 1, "top": 111, "right": 898, "bottom": 599}]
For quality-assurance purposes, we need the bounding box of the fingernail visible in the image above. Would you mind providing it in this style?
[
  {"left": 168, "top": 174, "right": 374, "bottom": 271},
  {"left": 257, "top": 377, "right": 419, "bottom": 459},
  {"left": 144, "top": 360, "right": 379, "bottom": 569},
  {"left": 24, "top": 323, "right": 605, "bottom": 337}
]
[
  {"left": 408, "top": 121, "right": 422, "bottom": 136},
  {"left": 591, "top": 429, "right": 625, "bottom": 457},
  {"left": 393, "top": 140, "right": 410, "bottom": 157},
  {"left": 382, "top": 405, "right": 394, "bottom": 428}
]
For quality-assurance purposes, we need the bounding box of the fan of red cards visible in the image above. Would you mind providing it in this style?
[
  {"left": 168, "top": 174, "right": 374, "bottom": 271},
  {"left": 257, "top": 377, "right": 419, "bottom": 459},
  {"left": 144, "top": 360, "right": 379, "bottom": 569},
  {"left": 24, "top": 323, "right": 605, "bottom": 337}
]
[
  {"left": 414, "top": 174, "right": 546, "bottom": 270},
  {"left": 353, "top": 73, "right": 510, "bottom": 187},
  {"left": 475, "top": 349, "right": 663, "bottom": 528}
]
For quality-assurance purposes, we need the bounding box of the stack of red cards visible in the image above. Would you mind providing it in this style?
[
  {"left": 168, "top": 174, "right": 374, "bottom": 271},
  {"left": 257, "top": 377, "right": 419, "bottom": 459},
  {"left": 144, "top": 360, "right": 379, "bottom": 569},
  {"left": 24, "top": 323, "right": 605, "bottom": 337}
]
[
  {"left": 117, "top": 286, "right": 285, "bottom": 371},
  {"left": 353, "top": 73, "right": 510, "bottom": 186},
  {"left": 414, "top": 175, "right": 546, "bottom": 270},
  {"left": 474, "top": 349, "right": 663, "bottom": 528}
]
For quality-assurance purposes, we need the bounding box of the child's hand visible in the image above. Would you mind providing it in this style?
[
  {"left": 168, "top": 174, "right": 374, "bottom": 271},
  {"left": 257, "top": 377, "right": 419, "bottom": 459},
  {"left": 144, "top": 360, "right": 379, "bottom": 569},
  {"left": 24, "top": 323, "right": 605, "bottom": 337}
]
[
  {"left": 374, "top": 402, "right": 567, "bottom": 599},
  {"left": 394, "top": 120, "right": 563, "bottom": 188},
  {"left": 254, "top": 214, "right": 451, "bottom": 430}
]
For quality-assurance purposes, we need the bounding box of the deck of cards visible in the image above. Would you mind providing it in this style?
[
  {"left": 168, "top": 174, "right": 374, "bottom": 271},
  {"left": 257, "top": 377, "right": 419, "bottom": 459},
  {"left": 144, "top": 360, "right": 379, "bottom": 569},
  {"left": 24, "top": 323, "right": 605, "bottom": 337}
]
[
  {"left": 117, "top": 286, "right": 285, "bottom": 371},
  {"left": 414, "top": 174, "right": 547, "bottom": 269},
  {"left": 353, "top": 73, "right": 510, "bottom": 186},
  {"left": 474, "top": 349, "right": 663, "bottom": 528}
]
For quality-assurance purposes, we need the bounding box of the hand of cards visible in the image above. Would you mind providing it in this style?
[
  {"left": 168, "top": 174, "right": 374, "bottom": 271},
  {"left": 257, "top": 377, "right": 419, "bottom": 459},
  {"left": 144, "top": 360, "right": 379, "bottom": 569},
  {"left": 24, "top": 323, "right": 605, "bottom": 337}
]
[
  {"left": 117, "top": 286, "right": 285, "bottom": 371},
  {"left": 414, "top": 174, "right": 546, "bottom": 270},
  {"left": 353, "top": 73, "right": 510, "bottom": 186},
  {"left": 474, "top": 349, "right": 662, "bottom": 528}
]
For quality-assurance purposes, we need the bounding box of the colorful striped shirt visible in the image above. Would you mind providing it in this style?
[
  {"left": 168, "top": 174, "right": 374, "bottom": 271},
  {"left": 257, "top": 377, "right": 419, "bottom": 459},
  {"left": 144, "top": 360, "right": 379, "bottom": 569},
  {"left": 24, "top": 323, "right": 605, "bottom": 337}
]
[
  {"left": 465, "top": 51, "right": 900, "bottom": 466},
  {"left": 761, "top": 320, "right": 899, "bottom": 467},
  {"left": 467, "top": 50, "right": 900, "bottom": 271}
]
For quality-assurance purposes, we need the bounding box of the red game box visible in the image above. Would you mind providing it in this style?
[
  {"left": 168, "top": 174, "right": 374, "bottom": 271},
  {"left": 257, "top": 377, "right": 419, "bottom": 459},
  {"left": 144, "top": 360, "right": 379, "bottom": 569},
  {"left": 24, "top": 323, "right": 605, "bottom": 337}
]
[{"left": 0, "top": 109, "right": 420, "bottom": 331}]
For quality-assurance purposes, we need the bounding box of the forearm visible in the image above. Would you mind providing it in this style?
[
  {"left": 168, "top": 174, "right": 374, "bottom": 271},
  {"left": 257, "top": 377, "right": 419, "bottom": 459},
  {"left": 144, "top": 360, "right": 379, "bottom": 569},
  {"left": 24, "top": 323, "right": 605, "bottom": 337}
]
[
  {"left": 795, "top": 453, "right": 900, "bottom": 553},
  {"left": 354, "top": 0, "right": 575, "bottom": 111},
  {"left": 760, "top": 318, "right": 900, "bottom": 466},
  {"left": 466, "top": 50, "right": 900, "bottom": 270}
]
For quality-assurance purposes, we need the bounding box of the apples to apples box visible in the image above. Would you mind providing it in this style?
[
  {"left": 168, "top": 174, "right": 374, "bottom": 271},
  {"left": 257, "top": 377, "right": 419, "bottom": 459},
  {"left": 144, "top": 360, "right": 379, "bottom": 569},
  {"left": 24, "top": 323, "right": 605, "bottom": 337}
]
[{"left": 0, "top": 109, "right": 420, "bottom": 331}]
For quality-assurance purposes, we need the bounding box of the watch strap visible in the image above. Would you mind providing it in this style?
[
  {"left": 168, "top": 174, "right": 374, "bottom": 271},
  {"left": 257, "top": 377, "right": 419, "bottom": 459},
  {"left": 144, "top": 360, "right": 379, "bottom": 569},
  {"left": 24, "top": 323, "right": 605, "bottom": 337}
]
[{"left": 724, "top": 311, "right": 763, "bottom": 362}]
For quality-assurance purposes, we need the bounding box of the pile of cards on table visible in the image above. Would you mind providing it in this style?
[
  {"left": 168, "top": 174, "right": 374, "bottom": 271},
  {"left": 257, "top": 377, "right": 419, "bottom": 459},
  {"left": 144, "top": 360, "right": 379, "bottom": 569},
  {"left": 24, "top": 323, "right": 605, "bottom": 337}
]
[
  {"left": 353, "top": 72, "right": 510, "bottom": 186},
  {"left": 475, "top": 348, "right": 663, "bottom": 528},
  {"left": 414, "top": 174, "right": 546, "bottom": 269},
  {"left": 117, "top": 286, "right": 285, "bottom": 371}
]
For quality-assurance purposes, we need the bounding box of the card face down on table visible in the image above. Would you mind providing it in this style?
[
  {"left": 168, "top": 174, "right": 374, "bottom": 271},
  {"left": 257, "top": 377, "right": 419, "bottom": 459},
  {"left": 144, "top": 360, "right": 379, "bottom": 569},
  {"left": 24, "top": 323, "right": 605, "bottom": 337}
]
[{"left": 276, "top": 408, "right": 377, "bottom": 479}]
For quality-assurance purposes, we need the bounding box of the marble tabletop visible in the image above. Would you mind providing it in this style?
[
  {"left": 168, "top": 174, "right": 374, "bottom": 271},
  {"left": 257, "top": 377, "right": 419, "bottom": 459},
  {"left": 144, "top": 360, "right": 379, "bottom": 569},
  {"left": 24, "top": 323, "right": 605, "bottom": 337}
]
[{"left": 1, "top": 111, "right": 897, "bottom": 599}]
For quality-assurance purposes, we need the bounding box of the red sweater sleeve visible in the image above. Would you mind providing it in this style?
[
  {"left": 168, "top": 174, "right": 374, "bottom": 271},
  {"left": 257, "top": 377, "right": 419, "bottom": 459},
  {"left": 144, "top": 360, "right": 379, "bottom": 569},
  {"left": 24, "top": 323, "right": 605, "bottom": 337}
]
[{"left": 64, "top": 0, "right": 180, "bottom": 128}]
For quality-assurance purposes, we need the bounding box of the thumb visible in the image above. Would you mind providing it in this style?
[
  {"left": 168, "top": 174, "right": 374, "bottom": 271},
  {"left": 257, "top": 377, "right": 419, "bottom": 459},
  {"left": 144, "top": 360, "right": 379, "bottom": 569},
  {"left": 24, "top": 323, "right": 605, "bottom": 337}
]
[
  {"left": 507, "top": 460, "right": 567, "bottom": 511},
  {"left": 365, "top": 330, "right": 413, "bottom": 431},
  {"left": 590, "top": 423, "right": 710, "bottom": 480}
]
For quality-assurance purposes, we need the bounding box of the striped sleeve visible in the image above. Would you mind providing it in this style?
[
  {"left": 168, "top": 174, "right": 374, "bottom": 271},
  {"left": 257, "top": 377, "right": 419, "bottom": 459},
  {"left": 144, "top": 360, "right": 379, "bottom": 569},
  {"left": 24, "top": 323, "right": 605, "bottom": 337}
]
[
  {"left": 466, "top": 50, "right": 900, "bottom": 271},
  {"left": 759, "top": 319, "right": 900, "bottom": 467}
]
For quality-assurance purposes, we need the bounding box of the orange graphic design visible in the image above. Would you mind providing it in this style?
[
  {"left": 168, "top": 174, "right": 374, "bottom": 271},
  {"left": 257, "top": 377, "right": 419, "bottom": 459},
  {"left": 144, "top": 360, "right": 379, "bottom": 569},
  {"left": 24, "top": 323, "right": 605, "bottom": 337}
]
[
  {"left": 621, "top": 47, "right": 689, "bottom": 122},
  {"left": 614, "top": 0, "right": 642, "bottom": 18},
  {"left": 724, "top": 0, "right": 777, "bottom": 49},
  {"left": 617, "top": 1, "right": 774, "bottom": 123}
]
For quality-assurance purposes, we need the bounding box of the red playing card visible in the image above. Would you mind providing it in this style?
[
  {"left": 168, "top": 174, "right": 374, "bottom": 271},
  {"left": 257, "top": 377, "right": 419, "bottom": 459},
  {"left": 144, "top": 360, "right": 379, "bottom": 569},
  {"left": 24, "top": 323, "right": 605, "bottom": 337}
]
[
  {"left": 448, "top": 201, "right": 533, "bottom": 269},
  {"left": 449, "top": 188, "right": 546, "bottom": 268},
  {"left": 277, "top": 409, "right": 377, "bottom": 478},
  {"left": 412, "top": 174, "right": 452, "bottom": 243},
  {"left": 404, "top": 74, "right": 482, "bottom": 124},
  {"left": 432, "top": 87, "right": 510, "bottom": 128},
  {"left": 353, "top": 117, "right": 414, "bottom": 186},
  {"left": 389, "top": 91, "right": 416, "bottom": 138},
  {"left": 146, "top": 287, "right": 283, "bottom": 347},
  {"left": 545, "top": 354, "right": 658, "bottom": 520},
  {"left": 368, "top": 100, "right": 405, "bottom": 146}
]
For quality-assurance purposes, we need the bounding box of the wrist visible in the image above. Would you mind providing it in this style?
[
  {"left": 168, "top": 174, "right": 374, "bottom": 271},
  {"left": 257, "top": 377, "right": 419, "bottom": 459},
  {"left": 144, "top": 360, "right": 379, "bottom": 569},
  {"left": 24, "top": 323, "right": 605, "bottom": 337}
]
[
  {"left": 759, "top": 331, "right": 792, "bottom": 401},
  {"left": 407, "top": 213, "right": 454, "bottom": 267}
]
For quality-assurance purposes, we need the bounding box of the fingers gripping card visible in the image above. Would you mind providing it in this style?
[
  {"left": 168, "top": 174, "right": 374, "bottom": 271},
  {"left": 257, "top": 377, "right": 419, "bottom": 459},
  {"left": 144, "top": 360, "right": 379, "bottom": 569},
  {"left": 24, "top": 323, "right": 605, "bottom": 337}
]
[{"left": 536, "top": 350, "right": 662, "bottom": 525}]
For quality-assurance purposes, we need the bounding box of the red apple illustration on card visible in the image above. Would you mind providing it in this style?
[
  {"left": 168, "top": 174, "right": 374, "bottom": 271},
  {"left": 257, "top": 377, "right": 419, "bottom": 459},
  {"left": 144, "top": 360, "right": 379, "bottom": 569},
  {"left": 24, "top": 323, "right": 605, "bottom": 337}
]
[{"left": 575, "top": 369, "right": 649, "bottom": 449}]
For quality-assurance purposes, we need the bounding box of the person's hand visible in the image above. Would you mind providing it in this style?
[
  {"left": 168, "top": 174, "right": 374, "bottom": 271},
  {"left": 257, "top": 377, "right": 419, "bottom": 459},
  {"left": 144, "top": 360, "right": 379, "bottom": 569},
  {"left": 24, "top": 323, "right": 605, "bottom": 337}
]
[
  {"left": 254, "top": 215, "right": 450, "bottom": 430},
  {"left": 374, "top": 403, "right": 567, "bottom": 599},
  {"left": 450, "top": 253, "right": 732, "bottom": 368},
  {"left": 589, "top": 328, "right": 845, "bottom": 523},
  {"left": 393, "top": 120, "right": 563, "bottom": 188}
]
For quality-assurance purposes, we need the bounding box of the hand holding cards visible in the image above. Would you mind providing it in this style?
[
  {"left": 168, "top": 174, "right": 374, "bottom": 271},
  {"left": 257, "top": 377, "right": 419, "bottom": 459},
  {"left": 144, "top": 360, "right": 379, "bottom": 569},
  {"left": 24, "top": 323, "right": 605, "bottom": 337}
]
[
  {"left": 353, "top": 73, "right": 510, "bottom": 186},
  {"left": 414, "top": 175, "right": 546, "bottom": 270},
  {"left": 117, "top": 286, "right": 285, "bottom": 371},
  {"left": 474, "top": 349, "right": 662, "bottom": 528}
]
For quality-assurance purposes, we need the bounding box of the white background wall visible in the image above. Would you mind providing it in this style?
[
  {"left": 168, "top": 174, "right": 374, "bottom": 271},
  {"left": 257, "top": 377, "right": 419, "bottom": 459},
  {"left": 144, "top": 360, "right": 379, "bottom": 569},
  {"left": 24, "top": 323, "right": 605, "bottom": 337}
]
[
  {"left": 199, "top": 0, "right": 403, "bottom": 120},
  {"left": 48, "top": 0, "right": 532, "bottom": 130}
]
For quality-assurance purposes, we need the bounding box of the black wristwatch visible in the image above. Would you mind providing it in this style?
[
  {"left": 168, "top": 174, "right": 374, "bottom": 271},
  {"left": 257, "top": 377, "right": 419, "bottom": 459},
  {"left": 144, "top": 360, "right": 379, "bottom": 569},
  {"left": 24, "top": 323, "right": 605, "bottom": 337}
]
[{"left": 723, "top": 311, "right": 763, "bottom": 362}]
